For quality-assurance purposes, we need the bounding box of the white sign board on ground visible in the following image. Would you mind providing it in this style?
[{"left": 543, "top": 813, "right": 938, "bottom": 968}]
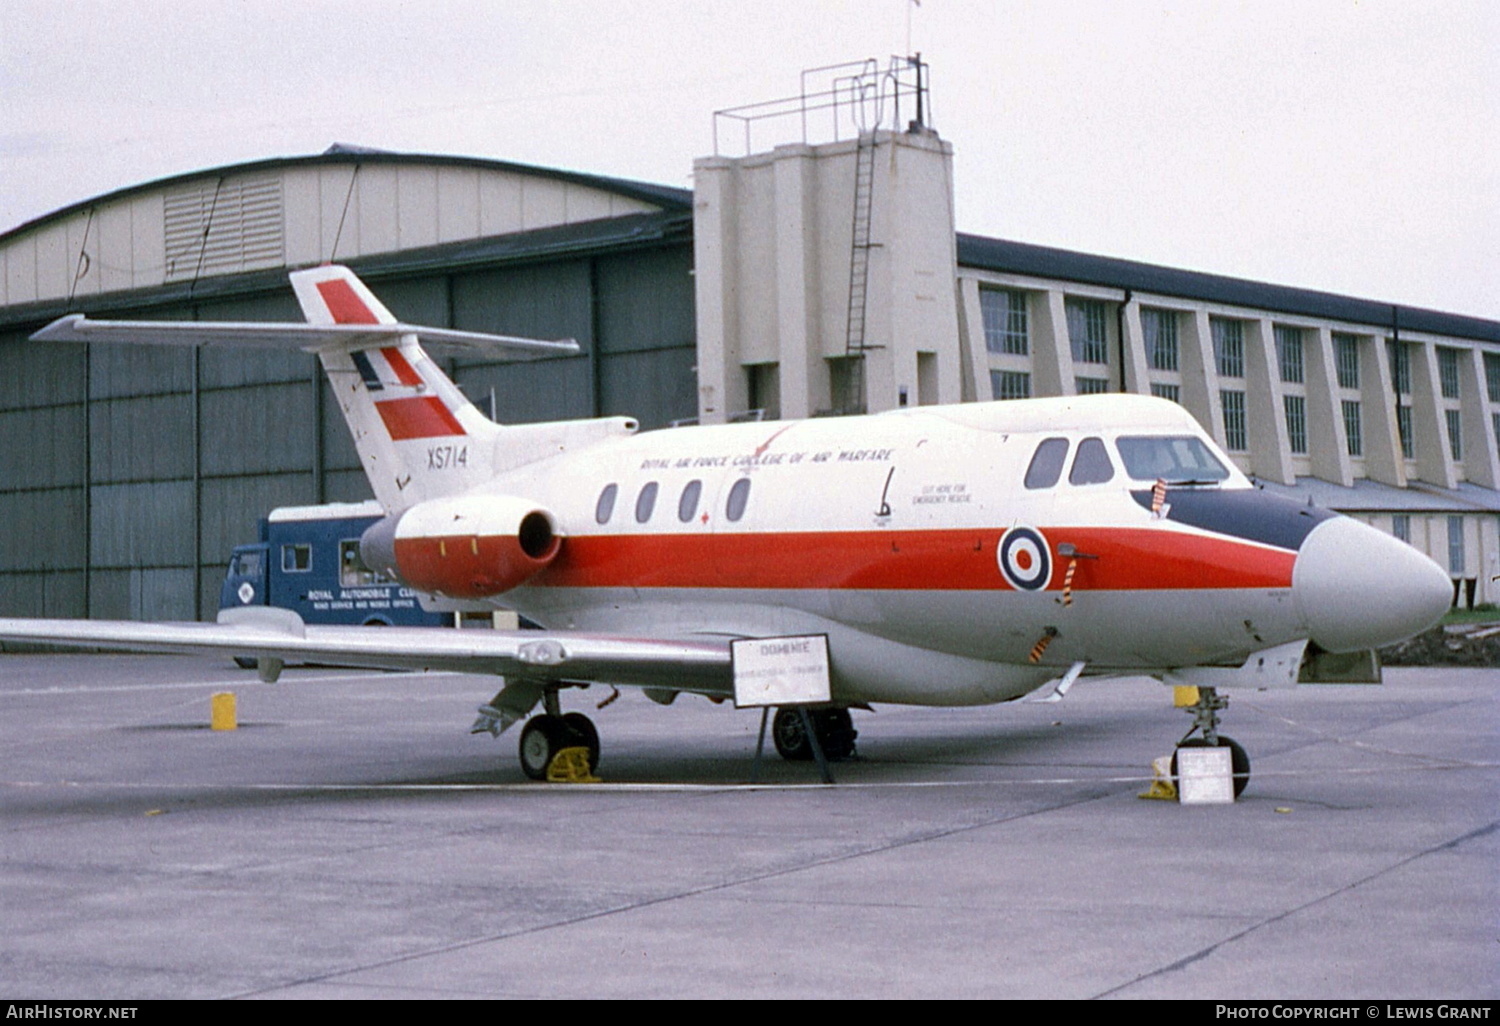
[
  {"left": 731, "top": 635, "right": 831, "bottom": 708},
  {"left": 1177, "top": 746, "right": 1235, "bottom": 805}
]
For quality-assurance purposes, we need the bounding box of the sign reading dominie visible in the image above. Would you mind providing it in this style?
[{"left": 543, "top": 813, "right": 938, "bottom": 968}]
[{"left": 731, "top": 634, "right": 831, "bottom": 708}]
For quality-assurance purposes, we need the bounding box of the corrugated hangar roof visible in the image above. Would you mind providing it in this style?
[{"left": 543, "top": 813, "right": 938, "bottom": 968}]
[
  {"left": 0, "top": 145, "right": 691, "bottom": 245},
  {"left": 0, "top": 146, "right": 693, "bottom": 321}
]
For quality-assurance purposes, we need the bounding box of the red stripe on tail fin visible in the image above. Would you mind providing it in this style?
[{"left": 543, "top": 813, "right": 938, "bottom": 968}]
[
  {"left": 375, "top": 396, "right": 466, "bottom": 440},
  {"left": 316, "top": 279, "right": 380, "bottom": 325},
  {"left": 380, "top": 347, "right": 424, "bottom": 386}
]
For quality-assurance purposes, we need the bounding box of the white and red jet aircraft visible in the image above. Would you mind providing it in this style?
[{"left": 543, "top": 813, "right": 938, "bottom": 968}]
[{"left": 1, "top": 266, "right": 1452, "bottom": 788}]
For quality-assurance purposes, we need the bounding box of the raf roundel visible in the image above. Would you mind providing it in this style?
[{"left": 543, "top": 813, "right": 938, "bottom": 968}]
[{"left": 998, "top": 526, "right": 1052, "bottom": 591}]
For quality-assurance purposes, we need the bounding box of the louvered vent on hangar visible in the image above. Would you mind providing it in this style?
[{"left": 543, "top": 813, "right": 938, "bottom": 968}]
[{"left": 163, "top": 176, "right": 285, "bottom": 280}]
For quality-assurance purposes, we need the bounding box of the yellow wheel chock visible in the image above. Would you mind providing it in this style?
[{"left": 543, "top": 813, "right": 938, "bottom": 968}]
[
  {"left": 1138, "top": 755, "right": 1178, "bottom": 801},
  {"left": 546, "top": 746, "right": 601, "bottom": 783}
]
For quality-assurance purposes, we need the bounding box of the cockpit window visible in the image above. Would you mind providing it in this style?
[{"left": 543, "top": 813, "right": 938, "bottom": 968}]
[
  {"left": 1024, "top": 438, "right": 1069, "bottom": 489},
  {"left": 1115, "top": 435, "right": 1231, "bottom": 482},
  {"left": 1069, "top": 437, "right": 1115, "bottom": 485}
]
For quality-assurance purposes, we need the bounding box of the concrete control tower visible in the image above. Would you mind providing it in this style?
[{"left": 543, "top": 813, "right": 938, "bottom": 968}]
[{"left": 693, "top": 58, "right": 967, "bottom": 424}]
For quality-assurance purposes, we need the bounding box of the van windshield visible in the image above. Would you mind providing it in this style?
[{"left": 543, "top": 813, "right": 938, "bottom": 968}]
[{"left": 1115, "top": 435, "right": 1230, "bottom": 483}]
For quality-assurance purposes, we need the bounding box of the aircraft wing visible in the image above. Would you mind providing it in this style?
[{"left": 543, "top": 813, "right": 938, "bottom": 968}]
[
  {"left": 0, "top": 612, "right": 733, "bottom": 695},
  {"left": 31, "top": 314, "right": 579, "bottom": 358}
]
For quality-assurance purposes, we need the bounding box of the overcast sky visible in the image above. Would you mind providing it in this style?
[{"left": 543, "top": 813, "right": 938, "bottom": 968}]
[{"left": 4, "top": 0, "right": 1497, "bottom": 319}]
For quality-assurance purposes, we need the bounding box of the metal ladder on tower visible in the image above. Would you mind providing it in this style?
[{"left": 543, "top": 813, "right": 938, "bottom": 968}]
[{"left": 842, "top": 130, "right": 878, "bottom": 413}]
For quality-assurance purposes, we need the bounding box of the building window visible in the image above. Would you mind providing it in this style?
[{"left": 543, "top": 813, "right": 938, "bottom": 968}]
[
  {"left": 1075, "top": 377, "right": 1109, "bottom": 395},
  {"left": 827, "top": 356, "right": 865, "bottom": 415},
  {"left": 1397, "top": 405, "right": 1414, "bottom": 459},
  {"left": 1486, "top": 353, "right": 1500, "bottom": 403},
  {"left": 1388, "top": 340, "right": 1411, "bottom": 395},
  {"left": 992, "top": 370, "right": 1031, "bottom": 401},
  {"left": 1342, "top": 400, "right": 1362, "bottom": 457},
  {"left": 1141, "top": 308, "right": 1178, "bottom": 371},
  {"left": 1438, "top": 348, "right": 1461, "bottom": 399},
  {"left": 1221, "top": 390, "right": 1247, "bottom": 451},
  {"left": 1276, "top": 326, "right": 1305, "bottom": 384},
  {"left": 1448, "top": 515, "right": 1465, "bottom": 576},
  {"left": 1392, "top": 514, "right": 1411, "bottom": 544},
  {"left": 1150, "top": 382, "right": 1180, "bottom": 403},
  {"left": 1066, "top": 298, "right": 1108, "bottom": 364},
  {"left": 981, "top": 287, "right": 1029, "bottom": 355},
  {"left": 1493, "top": 412, "right": 1500, "bottom": 449},
  {"left": 746, "top": 363, "right": 780, "bottom": 421},
  {"left": 1284, "top": 394, "right": 1308, "bottom": 454},
  {"left": 1213, "top": 319, "right": 1244, "bottom": 378},
  {"left": 1334, "top": 333, "right": 1361, "bottom": 390},
  {"left": 1446, "top": 409, "right": 1463, "bottom": 461}
]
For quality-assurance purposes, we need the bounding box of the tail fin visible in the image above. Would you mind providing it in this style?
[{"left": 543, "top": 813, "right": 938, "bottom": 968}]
[{"left": 291, "top": 265, "right": 500, "bottom": 512}]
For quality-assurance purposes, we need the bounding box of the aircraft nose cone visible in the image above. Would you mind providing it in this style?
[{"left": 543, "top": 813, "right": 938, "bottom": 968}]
[{"left": 1293, "top": 517, "right": 1452, "bottom": 652}]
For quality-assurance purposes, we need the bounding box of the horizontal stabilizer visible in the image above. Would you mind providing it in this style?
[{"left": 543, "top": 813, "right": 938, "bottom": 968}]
[{"left": 31, "top": 313, "right": 578, "bottom": 357}]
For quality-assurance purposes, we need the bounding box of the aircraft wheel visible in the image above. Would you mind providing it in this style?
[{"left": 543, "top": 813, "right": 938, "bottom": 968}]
[
  {"left": 561, "top": 712, "right": 601, "bottom": 773},
  {"left": 1172, "top": 735, "right": 1250, "bottom": 798},
  {"left": 772, "top": 707, "right": 857, "bottom": 762},
  {"left": 518, "top": 714, "right": 568, "bottom": 780},
  {"left": 233, "top": 656, "right": 256, "bottom": 670}
]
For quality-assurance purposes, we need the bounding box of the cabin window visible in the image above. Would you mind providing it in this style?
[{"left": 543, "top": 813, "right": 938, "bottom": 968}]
[
  {"left": 726, "top": 478, "right": 752, "bottom": 522},
  {"left": 678, "top": 479, "right": 703, "bottom": 522},
  {"left": 595, "top": 483, "right": 618, "bottom": 524},
  {"left": 1115, "top": 436, "right": 1231, "bottom": 482},
  {"left": 281, "top": 543, "right": 311, "bottom": 573},
  {"left": 635, "top": 482, "right": 659, "bottom": 523},
  {"left": 1068, "top": 437, "right": 1115, "bottom": 485},
  {"left": 1024, "top": 438, "right": 1069, "bottom": 489}
]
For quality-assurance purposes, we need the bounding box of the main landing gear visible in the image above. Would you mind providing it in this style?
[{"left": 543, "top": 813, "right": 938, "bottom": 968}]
[
  {"left": 1171, "top": 685, "right": 1250, "bottom": 797},
  {"left": 517, "top": 691, "right": 601, "bottom": 781},
  {"left": 771, "top": 707, "right": 858, "bottom": 762}
]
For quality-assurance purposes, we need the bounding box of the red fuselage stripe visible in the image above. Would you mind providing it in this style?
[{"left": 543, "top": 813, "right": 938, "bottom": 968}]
[
  {"left": 520, "top": 527, "right": 1295, "bottom": 592},
  {"left": 316, "top": 279, "right": 379, "bottom": 325},
  {"left": 376, "top": 396, "right": 466, "bottom": 440}
]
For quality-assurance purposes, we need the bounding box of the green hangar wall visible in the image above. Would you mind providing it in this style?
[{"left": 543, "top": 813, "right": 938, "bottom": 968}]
[{"left": 0, "top": 149, "right": 696, "bottom": 621}]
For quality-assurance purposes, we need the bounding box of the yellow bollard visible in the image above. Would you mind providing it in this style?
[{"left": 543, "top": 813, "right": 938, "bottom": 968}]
[
  {"left": 211, "top": 692, "right": 237, "bottom": 731},
  {"left": 1173, "top": 685, "right": 1199, "bottom": 708}
]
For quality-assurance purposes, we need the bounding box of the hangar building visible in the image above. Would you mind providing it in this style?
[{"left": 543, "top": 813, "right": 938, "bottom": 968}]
[{"left": 3, "top": 66, "right": 1498, "bottom": 621}]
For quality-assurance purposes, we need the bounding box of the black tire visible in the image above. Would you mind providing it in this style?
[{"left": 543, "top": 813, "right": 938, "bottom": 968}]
[
  {"left": 773, "top": 707, "right": 812, "bottom": 761},
  {"left": 233, "top": 656, "right": 257, "bottom": 670},
  {"left": 773, "top": 707, "right": 857, "bottom": 762},
  {"left": 561, "top": 712, "right": 601, "bottom": 773},
  {"left": 1172, "top": 735, "right": 1250, "bottom": 798},
  {"left": 518, "top": 714, "right": 568, "bottom": 781}
]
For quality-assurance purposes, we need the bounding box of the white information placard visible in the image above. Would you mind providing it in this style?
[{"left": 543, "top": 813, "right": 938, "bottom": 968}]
[
  {"left": 731, "top": 635, "right": 831, "bottom": 708},
  {"left": 1177, "top": 746, "right": 1235, "bottom": 805}
]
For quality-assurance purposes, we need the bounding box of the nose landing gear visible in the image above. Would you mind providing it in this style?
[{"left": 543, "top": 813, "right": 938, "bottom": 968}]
[{"left": 1171, "top": 686, "right": 1250, "bottom": 798}]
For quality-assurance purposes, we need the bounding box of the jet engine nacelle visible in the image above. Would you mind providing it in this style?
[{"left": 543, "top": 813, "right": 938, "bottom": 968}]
[{"left": 360, "top": 494, "right": 561, "bottom": 599}]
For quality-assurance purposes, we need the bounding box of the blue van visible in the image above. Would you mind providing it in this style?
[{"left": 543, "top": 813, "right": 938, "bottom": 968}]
[{"left": 219, "top": 501, "right": 449, "bottom": 627}]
